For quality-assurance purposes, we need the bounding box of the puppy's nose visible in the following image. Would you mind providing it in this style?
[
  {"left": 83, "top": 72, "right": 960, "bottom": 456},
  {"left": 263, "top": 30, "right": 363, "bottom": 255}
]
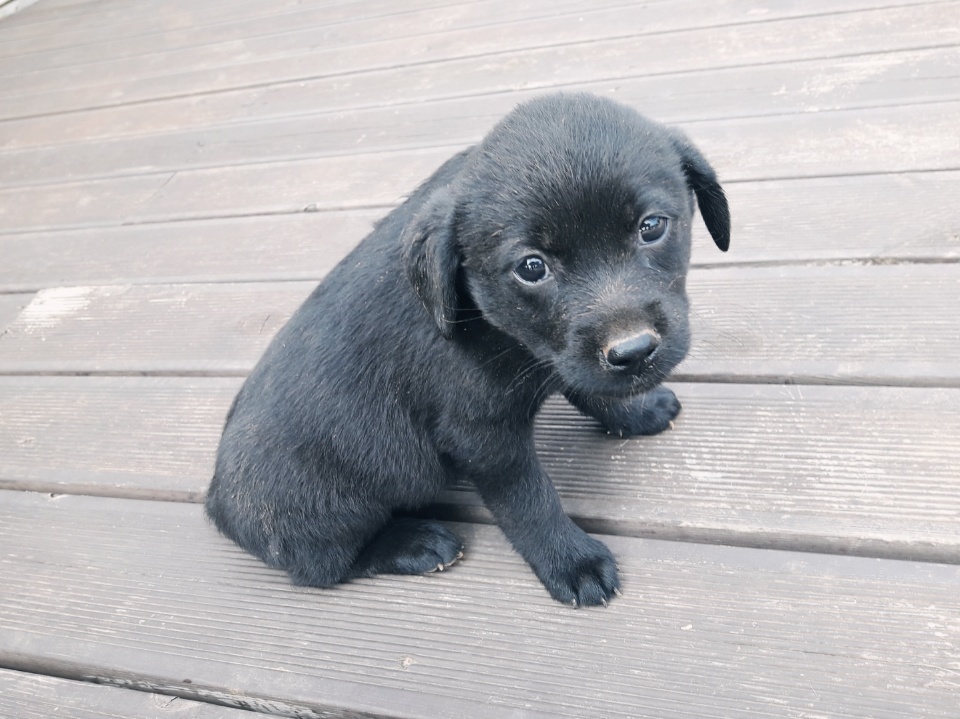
[{"left": 604, "top": 331, "right": 660, "bottom": 370}]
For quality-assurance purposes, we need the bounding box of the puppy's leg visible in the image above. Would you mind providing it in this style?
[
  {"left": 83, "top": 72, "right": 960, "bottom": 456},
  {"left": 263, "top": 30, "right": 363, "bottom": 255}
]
[
  {"left": 565, "top": 386, "right": 681, "bottom": 438},
  {"left": 469, "top": 455, "right": 619, "bottom": 607},
  {"left": 349, "top": 517, "right": 464, "bottom": 578}
]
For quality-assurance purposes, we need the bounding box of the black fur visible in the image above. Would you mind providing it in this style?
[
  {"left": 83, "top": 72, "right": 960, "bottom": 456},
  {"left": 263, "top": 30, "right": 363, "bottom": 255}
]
[{"left": 206, "top": 93, "right": 730, "bottom": 607}]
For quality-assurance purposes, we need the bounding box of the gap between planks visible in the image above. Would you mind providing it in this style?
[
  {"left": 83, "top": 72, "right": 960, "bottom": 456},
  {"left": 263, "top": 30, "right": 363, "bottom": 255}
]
[
  {"left": 1, "top": 1, "right": 955, "bottom": 123},
  {"left": 0, "top": 0, "right": 932, "bottom": 96},
  {"left": 2, "top": 102, "right": 960, "bottom": 236},
  {"left": 4, "top": 45, "right": 960, "bottom": 186},
  {"left": 0, "top": 378, "right": 958, "bottom": 562},
  {"left": 4, "top": 40, "right": 959, "bottom": 156},
  {"left": 0, "top": 667, "right": 263, "bottom": 719},
  {"left": 0, "top": 0, "right": 644, "bottom": 78},
  {"left": 1, "top": 170, "right": 959, "bottom": 293}
]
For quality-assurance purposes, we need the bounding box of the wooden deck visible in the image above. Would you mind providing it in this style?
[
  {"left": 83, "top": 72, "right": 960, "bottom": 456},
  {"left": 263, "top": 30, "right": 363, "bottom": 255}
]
[{"left": 1, "top": 0, "right": 959, "bottom": 716}]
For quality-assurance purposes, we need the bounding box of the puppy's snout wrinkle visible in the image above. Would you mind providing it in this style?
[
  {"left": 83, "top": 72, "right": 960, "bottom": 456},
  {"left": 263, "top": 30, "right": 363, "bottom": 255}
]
[{"left": 603, "top": 330, "right": 661, "bottom": 371}]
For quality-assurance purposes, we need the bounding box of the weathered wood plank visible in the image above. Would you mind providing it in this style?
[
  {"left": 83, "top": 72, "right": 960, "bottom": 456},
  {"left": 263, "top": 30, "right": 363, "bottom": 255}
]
[
  {"left": 1, "top": 264, "right": 957, "bottom": 384},
  {"left": 0, "top": 491, "right": 957, "bottom": 719},
  {"left": 0, "top": 282, "right": 316, "bottom": 374},
  {"left": 5, "top": 46, "right": 959, "bottom": 187},
  {"left": 5, "top": 6, "right": 955, "bottom": 153},
  {"left": 127, "top": 101, "right": 960, "bottom": 218},
  {"left": 0, "top": 292, "right": 32, "bottom": 331},
  {"left": 0, "top": 149, "right": 443, "bottom": 233},
  {"left": 0, "top": 0, "right": 377, "bottom": 58},
  {"left": 0, "top": 171, "right": 178, "bottom": 233},
  {"left": 675, "top": 264, "right": 960, "bottom": 385},
  {"left": 0, "top": 0, "right": 928, "bottom": 99},
  {"left": 0, "top": 0, "right": 41, "bottom": 23},
  {"left": 0, "top": 0, "right": 124, "bottom": 30},
  {"left": 690, "top": 171, "right": 960, "bottom": 266},
  {"left": 0, "top": 668, "right": 257, "bottom": 719},
  {"left": 532, "top": 384, "right": 960, "bottom": 561},
  {"left": 1, "top": 0, "right": 118, "bottom": 24},
  {"left": 0, "top": 376, "right": 237, "bottom": 501},
  {"left": 0, "top": 0, "right": 632, "bottom": 82},
  {"left": 0, "top": 59, "right": 911, "bottom": 162},
  {"left": 0, "top": 211, "right": 378, "bottom": 292},
  {"left": 2, "top": 3, "right": 955, "bottom": 121},
  {"left": 1, "top": 377, "right": 957, "bottom": 562},
  {"left": 2, "top": 172, "right": 957, "bottom": 293},
  {"left": 2, "top": 102, "right": 959, "bottom": 234}
]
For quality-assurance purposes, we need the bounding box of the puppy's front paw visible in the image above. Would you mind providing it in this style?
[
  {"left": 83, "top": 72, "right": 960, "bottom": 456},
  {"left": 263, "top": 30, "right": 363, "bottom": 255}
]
[
  {"left": 602, "top": 386, "right": 681, "bottom": 437},
  {"left": 538, "top": 534, "right": 620, "bottom": 608}
]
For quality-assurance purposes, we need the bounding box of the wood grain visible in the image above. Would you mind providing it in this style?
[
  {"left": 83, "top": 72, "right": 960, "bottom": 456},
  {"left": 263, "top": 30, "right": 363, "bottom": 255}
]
[
  {"left": 1, "top": 491, "right": 957, "bottom": 719},
  {"left": 0, "top": 281, "right": 316, "bottom": 374},
  {"left": 2, "top": 171, "right": 958, "bottom": 293},
  {"left": 533, "top": 384, "right": 960, "bottom": 561},
  {"left": 2, "top": 2, "right": 954, "bottom": 128},
  {"left": 0, "top": 0, "right": 392, "bottom": 60},
  {"left": 1, "top": 377, "right": 957, "bottom": 562},
  {"left": 0, "top": 0, "right": 632, "bottom": 81},
  {"left": 0, "top": 668, "right": 256, "bottom": 719},
  {"left": 1, "top": 265, "right": 956, "bottom": 386},
  {"left": 0, "top": 210, "right": 378, "bottom": 292},
  {"left": 0, "top": 376, "right": 238, "bottom": 501},
  {"left": 0, "top": 292, "right": 31, "bottom": 331},
  {"left": 5, "top": 46, "right": 959, "bottom": 187},
  {"left": 2, "top": 101, "right": 959, "bottom": 234},
  {"left": 675, "top": 263, "right": 960, "bottom": 385},
  {"left": 2, "top": 0, "right": 958, "bottom": 717}
]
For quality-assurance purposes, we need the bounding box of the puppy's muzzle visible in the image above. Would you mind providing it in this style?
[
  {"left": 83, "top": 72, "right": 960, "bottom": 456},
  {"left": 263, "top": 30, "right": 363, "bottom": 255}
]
[{"left": 602, "top": 330, "right": 661, "bottom": 374}]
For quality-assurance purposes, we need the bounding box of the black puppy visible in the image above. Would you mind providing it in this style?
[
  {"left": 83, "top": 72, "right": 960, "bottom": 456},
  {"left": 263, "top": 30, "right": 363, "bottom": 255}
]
[{"left": 206, "top": 93, "right": 729, "bottom": 607}]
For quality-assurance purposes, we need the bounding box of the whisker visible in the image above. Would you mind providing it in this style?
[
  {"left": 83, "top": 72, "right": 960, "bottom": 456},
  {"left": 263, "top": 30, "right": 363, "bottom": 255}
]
[
  {"left": 505, "top": 356, "right": 555, "bottom": 396},
  {"left": 528, "top": 372, "right": 563, "bottom": 416},
  {"left": 477, "top": 346, "right": 515, "bottom": 369}
]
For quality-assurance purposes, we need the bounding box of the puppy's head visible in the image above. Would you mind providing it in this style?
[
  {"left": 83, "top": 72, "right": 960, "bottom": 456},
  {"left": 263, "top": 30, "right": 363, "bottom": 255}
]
[{"left": 403, "top": 93, "right": 729, "bottom": 398}]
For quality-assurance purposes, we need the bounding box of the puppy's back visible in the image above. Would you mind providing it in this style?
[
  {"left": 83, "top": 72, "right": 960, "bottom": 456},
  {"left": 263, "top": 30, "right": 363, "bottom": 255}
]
[{"left": 205, "top": 150, "right": 473, "bottom": 568}]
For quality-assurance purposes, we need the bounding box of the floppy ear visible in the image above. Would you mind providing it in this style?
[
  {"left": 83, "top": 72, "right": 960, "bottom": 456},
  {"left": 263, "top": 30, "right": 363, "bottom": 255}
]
[
  {"left": 670, "top": 130, "right": 731, "bottom": 252},
  {"left": 401, "top": 187, "right": 461, "bottom": 339}
]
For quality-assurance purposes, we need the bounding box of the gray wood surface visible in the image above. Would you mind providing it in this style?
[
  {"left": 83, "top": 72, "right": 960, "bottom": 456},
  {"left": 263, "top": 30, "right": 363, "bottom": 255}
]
[
  {"left": 3, "top": 2, "right": 953, "bottom": 120},
  {"left": 0, "top": 211, "right": 378, "bottom": 292},
  {"left": 0, "top": 281, "right": 315, "bottom": 374},
  {"left": 0, "top": 292, "right": 31, "bottom": 331},
  {"left": 0, "top": 0, "right": 634, "bottom": 81},
  {"left": 3, "top": 101, "right": 959, "bottom": 234},
  {"left": 0, "top": 0, "right": 41, "bottom": 22},
  {"left": 4, "top": 3, "right": 956, "bottom": 151},
  {"left": 6, "top": 46, "right": 959, "bottom": 188},
  {"left": 1, "top": 490, "right": 958, "bottom": 719},
  {"left": 0, "top": 0, "right": 378, "bottom": 58},
  {"left": 2, "top": 171, "right": 958, "bottom": 293},
  {"left": 1, "top": 377, "right": 957, "bottom": 562},
  {"left": 3, "top": 0, "right": 959, "bottom": 715},
  {"left": 0, "top": 668, "right": 255, "bottom": 719},
  {"left": 0, "top": 376, "right": 236, "bottom": 500},
  {"left": 1, "top": 264, "right": 957, "bottom": 385}
]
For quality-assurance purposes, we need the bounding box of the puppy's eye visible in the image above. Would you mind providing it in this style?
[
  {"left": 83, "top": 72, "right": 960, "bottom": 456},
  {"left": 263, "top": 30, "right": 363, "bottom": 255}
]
[
  {"left": 638, "top": 215, "right": 669, "bottom": 244},
  {"left": 514, "top": 255, "right": 550, "bottom": 284}
]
